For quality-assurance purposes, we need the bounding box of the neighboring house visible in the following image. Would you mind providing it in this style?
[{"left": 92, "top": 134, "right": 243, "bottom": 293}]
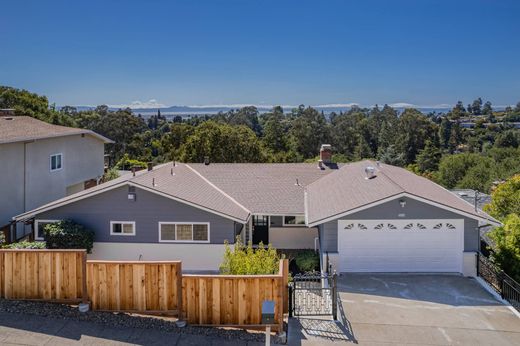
[
  {"left": 13, "top": 145, "right": 499, "bottom": 274},
  {"left": 0, "top": 115, "right": 112, "bottom": 237}
]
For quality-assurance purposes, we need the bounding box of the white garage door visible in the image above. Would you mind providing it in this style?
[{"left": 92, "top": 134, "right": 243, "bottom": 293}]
[{"left": 337, "top": 219, "right": 464, "bottom": 273}]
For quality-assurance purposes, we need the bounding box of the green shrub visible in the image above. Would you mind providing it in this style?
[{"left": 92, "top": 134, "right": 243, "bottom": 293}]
[
  {"left": 0, "top": 231, "right": 5, "bottom": 246},
  {"left": 220, "top": 237, "right": 281, "bottom": 275},
  {"left": 5, "top": 241, "right": 46, "bottom": 249},
  {"left": 294, "top": 250, "right": 320, "bottom": 272},
  {"left": 44, "top": 220, "right": 95, "bottom": 253},
  {"left": 115, "top": 154, "right": 148, "bottom": 170}
]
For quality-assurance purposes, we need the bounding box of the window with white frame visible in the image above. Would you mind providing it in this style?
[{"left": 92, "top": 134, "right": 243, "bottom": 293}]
[
  {"left": 283, "top": 215, "right": 306, "bottom": 226},
  {"left": 159, "top": 222, "right": 209, "bottom": 242},
  {"left": 34, "top": 219, "right": 60, "bottom": 240},
  {"left": 110, "top": 221, "right": 135, "bottom": 236},
  {"left": 50, "top": 153, "right": 63, "bottom": 171}
]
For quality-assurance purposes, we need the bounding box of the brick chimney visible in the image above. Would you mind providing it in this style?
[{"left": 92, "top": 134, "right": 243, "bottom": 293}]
[{"left": 319, "top": 144, "right": 332, "bottom": 164}]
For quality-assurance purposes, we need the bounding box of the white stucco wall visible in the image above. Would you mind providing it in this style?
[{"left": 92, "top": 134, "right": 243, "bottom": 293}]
[
  {"left": 89, "top": 242, "right": 227, "bottom": 272},
  {"left": 268, "top": 227, "right": 318, "bottom": 249}
]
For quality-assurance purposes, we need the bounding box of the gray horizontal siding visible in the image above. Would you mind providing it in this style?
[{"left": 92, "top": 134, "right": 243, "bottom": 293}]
[
  {"left": 318, "top": 197, "right": 480, "bottom": 253},
  {"left": 37, "top": 185, "right": 237, "bottom": 244}
]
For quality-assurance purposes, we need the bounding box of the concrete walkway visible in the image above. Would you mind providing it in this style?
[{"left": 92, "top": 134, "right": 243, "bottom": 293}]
[{"left": 0, "top": 311, "right": 265, "bottom": 346}]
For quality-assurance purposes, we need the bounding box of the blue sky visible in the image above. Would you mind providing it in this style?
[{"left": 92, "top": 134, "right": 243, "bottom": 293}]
[{"left": 1, "top": 0, "right": 519, "bottom": 108}]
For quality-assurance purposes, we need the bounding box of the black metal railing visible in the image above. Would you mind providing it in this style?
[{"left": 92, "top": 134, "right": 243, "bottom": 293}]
[
  {"left": 477, "top": 253, "right": 520, "bottom": 311},
  {"left": 289, "top": 272, "right": 337, "bottom": 320}
]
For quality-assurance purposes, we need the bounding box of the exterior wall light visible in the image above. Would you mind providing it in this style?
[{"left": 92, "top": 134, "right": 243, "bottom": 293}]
[{"left": 399, "top": 199, "right": 406, "bottom": 208}]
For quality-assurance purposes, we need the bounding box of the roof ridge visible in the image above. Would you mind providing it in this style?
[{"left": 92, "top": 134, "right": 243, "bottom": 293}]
[
  {"left": 185, "top": 163, "right": 252, "bottom": 215},
  {"left": 375, "top": 162, "right": 406, "bottom": 193}
]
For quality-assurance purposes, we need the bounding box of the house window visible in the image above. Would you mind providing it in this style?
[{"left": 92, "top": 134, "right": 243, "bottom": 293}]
[
  {"left": 110, "top": 221, "right": 135, "bottom": 236},
  {"left": 50, "top": 153, "right": 63, "bottom": 171},
  {"left": 283, "top": 215, "right": 306, "bottom": 226},
  {"left": 34, "top": 219, "right": 60, "bottom": 240},
  {"left": 159, "top": 222, "right": 210, "bottom": 242}
]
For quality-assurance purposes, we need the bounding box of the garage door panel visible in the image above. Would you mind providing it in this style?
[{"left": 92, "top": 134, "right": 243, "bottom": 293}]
[{"left": 338, "top": 219, "right": 464, "bottom": 273}]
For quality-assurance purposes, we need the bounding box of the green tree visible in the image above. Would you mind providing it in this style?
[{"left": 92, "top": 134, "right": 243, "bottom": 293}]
[
  {"left": 262, "top": 106, "right": 287, "bottom": 153},
  {"left": 179, "top": 121, "right": 265, "bottom": 162},
  {"left": 495, "top": 130, "right": 520, "bottom": 148},
  {"left": 484, "top": 174, "right": 520, "bottom": 220},
  {"left": 378, "top": 144, "right": 405, "bottom": 166},
  {"left": 289, "top": 107, "right": 329, "bottom": 159},
  {"left": 489, "top": 214, "right": 520, "bottom": 282},
  {"left": 436, "top": 153, "right": 482, "bottom": 188},
  {"left": 470, "top": 97, "right": 483, "bottom": 115},
  {"left": 395, "top": 109, "right": 435, "bottom": 164},
  {"left": 416, "top": 141, "right": 442, "bottom": 172}
]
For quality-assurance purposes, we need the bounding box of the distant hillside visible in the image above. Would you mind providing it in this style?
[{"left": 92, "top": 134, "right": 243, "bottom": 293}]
[{"left": 69, "top": 104, "right": 456, "bottom": 118}]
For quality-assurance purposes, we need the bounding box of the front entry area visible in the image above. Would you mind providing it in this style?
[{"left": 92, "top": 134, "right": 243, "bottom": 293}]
[
  {"left": 337, "top": 219, "right": 464, "bottom": 273},
  {"left": 252, "top": 215, "right": 269, "bottom": 245}
]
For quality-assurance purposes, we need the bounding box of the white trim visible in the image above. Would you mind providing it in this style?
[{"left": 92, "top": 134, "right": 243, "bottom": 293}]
[
  {"left": 34, "top": 219, "right": 60, "bottom": 240},
  {"left": 50, "top": 153, "right": 63, "bottom": 172},
  {"left": 13, "top": 181, "right": 128, "bottom": 221},
  {"left": 129, "top": 182, "right": 248, "bottom": 223},
  {"left": 110, "top": 221, "right": 136, "bottom": 236},
  {"left": 283, "top": 215, "right": 306, "bottom": 227},
  {"left": 158, "top": 222, "right": 210, "bottom": 243},
  {"left": 307, "top": 192, "right": 500, "bottom": 227}
]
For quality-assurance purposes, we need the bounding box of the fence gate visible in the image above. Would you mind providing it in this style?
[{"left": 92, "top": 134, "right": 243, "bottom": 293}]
[{"left": 289, "top": 272, "right": 337, "bottom": 319}]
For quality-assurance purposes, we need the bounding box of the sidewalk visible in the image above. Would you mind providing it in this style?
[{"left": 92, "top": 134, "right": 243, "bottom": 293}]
[{"left": 0, "top": 311, "right": 266, "bottom": 345}]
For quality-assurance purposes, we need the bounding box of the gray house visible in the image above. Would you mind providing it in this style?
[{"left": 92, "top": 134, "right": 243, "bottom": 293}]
[
  {"left": 14, "top": 145, "right": 499, "bottom": 273},
  {"left": 0, "top": 115, "right": 112, "bottom": 237}
]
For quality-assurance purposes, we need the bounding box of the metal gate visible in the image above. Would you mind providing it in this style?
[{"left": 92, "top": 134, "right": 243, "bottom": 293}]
[{"left": 289, "top": 272, "right": 337, "bottom": 319}]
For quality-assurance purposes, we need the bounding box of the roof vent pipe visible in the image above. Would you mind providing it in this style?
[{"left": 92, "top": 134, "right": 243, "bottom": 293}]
[
  {"left": 132, "top": 167, "right": 136, "bottom": 177},
  {"left": 204, "top": 156, "right": 210, "bottom": 165},
  {"left": 147, "top": 162, "right": 153, "bottom": 171}
]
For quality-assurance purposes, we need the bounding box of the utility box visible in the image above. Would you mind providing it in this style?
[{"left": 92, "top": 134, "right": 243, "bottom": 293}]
[{"left": 261, "top": 300, "right": 275, "bottom": 324}]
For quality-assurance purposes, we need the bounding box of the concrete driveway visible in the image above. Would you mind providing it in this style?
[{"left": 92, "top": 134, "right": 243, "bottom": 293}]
[
  {"left": 289, "top": 274, "right": 520, "bottom": 345},
  {"left": 335, "top": 274, "right": 520, "bottom": 345}
]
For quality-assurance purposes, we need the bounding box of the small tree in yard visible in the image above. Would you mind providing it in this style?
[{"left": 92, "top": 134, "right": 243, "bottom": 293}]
[
  {"left": 44, "top": 220, "right": 95, "bottom": 253},
  {"left": 220, "top": 236, "right": 280, "bottom": 275}
]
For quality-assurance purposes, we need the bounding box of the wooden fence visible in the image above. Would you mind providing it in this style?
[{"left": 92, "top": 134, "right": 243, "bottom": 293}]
[
  {"left": 0, "top": 249, "right": 288, "bottom": 330},
  {"left": 0, "top": 249, "right": 87, "bottom": 303},
  {"left": 182, "top": 259, "right": 288, "bottom": 331},
  {"left": 87, "top": 261, "right": 182, "bottom": 314}
]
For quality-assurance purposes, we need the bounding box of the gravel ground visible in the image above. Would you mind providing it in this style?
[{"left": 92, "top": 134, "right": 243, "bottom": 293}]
[{"left": 0, "top": 299, "right": 284, "bottom": 344}]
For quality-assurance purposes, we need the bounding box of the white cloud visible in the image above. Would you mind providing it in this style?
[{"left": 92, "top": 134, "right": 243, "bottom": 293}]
[
  {"left": 109, "top": 99, "right": 166, "bottom": 109},
  {"left": 315, "top": 103, "right": 359, "bottom": 108},
  {"left": 188, "top": 104, "right": 296, "bottom": 109},
  {"left": 388, "top": 102, "right": 417, "bottom": 108}
]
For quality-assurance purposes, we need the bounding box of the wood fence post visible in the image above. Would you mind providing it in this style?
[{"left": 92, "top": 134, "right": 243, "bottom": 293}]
[
  {"left": 282, "top": 259, "right": 289, "bottom": 314},
  {"left": 177, "top": 262, "right": 183, "bottom": 320},
  {"left": 81, "top": 251, "right": 88, "bottom": 304}
]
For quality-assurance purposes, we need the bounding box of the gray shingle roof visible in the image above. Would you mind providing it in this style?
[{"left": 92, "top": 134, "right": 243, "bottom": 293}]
[
  {"left": 305, "top": 160, "right": 499, "bottom": 225},
  {"left": 0, "top": 116, "right": 112, "bottom": 144},
  {"left": 14, "top": 160, "right": 499, "bottom": 226},
  {"left": 189, "top": 163, "right": 341, "bottom": 215}
]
